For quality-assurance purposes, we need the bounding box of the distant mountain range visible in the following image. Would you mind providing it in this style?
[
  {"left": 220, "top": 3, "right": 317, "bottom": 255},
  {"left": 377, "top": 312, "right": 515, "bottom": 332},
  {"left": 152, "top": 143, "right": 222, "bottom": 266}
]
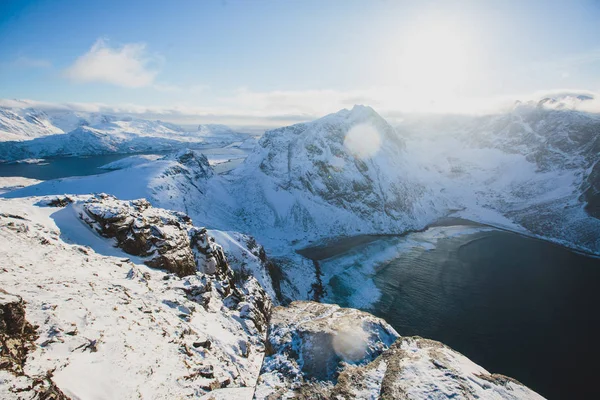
[{"left": 0, "top": 106, "right": 254, "bottom": 160}]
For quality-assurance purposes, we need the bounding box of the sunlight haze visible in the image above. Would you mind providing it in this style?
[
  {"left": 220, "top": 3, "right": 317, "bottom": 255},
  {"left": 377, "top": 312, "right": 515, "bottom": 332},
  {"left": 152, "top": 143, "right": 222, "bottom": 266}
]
[{"left": 1, "top": 0, "right": 600, "bottom": 126}]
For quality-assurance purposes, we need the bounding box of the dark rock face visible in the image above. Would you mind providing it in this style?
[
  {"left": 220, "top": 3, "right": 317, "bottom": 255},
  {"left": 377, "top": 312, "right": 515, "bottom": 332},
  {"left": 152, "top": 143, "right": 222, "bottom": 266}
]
[
  {"left": 0, "top": 289, "right": 37, "bottom": 375},
  {"left": 583, "top": 161, "right": 600, "bottom": 218}
]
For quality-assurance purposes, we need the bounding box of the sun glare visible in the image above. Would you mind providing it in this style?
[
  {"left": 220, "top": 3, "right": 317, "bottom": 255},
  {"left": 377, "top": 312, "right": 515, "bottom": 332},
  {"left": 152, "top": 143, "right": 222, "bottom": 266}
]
[{"left": 385, "top": 18, "right": 476, "bottom": 105}]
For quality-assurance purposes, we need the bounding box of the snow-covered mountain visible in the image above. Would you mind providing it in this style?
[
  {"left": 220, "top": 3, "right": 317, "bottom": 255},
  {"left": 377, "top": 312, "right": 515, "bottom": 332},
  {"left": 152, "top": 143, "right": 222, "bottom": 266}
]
[
  {"left": 225, "top": 105, "right": 442, "bottom": 243},
  {"left": 4, "top": 101, "right": 599, "bottom": 299},
  {"left": 4, "top": 98, "right": 598, "bottom": 398},
  {"left": 0, "top": 107, "right": 63, "bottom": 141},
  {"left": 0, "top": 106, "right": 253, "bottom": 160},
  {"left": 397, "top": 93, "right": 600, "bottom": 253}
]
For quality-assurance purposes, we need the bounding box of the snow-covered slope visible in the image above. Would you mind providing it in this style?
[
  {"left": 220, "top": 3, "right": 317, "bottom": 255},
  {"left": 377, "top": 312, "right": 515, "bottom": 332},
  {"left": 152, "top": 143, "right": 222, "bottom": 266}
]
[
  {"left": 0, "top": 195, "right": 272, "bottom": 399},
  {"left": 0, "top": 107, "right": 63, "bottom": 141},
  {"left": 2, "top": 149, "right": 216, "bottom": 215},
  {"left": 398, "top": 93, "right": 600, "bottom": 253}
]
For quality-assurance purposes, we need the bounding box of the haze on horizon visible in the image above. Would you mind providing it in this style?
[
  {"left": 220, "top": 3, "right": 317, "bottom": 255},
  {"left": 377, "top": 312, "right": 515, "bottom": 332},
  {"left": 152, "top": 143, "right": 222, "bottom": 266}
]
[{"left": 1, "top": 0, "right": 600, "bottom": 127}]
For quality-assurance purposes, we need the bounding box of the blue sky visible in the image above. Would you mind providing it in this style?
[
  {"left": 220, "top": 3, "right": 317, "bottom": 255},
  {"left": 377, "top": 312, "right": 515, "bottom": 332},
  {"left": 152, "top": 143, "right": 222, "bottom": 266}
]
[{"left": 1, "top": 0, "right": 600, "bottom": 124}]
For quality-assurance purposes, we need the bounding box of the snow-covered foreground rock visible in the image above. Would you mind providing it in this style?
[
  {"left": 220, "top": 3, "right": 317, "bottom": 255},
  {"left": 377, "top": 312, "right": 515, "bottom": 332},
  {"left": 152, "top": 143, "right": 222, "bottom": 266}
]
[
  {"left": 0, "top": 195, "right": 544, "bottom": 399},
  {"left": 0, "top": 195, "right": 272, "bottom": 399},
  {"left": 255, "top": 301, "right": 543, "bottom": 400}
]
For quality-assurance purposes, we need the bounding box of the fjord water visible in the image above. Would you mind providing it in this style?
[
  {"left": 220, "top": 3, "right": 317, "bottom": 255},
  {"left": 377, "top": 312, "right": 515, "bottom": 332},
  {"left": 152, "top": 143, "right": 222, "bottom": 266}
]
[
  {"left": 0, "top": 148, "right": 250, "bottom": 180},
  {"left": 0, "top": 154, "right": 135, "bottom": 180},
  {"left": 313, "top": 228, "right": 600, "bottom": 399}
]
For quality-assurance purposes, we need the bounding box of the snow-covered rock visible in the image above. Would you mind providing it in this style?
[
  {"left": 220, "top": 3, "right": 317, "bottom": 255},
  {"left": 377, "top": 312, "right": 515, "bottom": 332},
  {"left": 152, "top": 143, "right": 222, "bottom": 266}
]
[
  {"left": 0, "top": 195, "right": 272, "bottom": 399},
  {"left": 255, "top": 301, "right": 543, "bottom": 400}
]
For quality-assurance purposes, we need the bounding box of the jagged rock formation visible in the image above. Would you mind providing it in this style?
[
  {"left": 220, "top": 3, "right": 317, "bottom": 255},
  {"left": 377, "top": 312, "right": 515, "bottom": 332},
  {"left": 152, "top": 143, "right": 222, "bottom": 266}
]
[
  {"left": 77, "top": 194, "right": 199, "bottom": 276},
  {"left": 255, "top": 301, "right": 544, "bottom": 400},
  {"left": 75, "top": 194, "right": 272, "bottom": 332},
  {"left": 75, "top": 191, "right": 233, "bottom": 278}
]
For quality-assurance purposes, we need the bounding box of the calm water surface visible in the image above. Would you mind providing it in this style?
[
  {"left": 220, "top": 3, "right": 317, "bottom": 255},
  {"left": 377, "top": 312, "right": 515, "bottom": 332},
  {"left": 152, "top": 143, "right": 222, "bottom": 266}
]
[
  {"left": 308, "top": 228, "right": 600, "bottom": 399},
  {"left": 0, "top": 148, "right": 249, "bottom": 180},
  {"left": 0, "top": 154, "right": 136, "bottom": 180}
]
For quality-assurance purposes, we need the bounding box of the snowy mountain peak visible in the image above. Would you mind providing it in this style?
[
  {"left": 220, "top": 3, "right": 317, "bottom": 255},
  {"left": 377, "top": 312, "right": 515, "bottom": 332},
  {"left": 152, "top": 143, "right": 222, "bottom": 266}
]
[
  {"left": 228, "top": 106, "right": 431, "bottom": 242},
  {"left": 162, "top": 149, "right": 214, "bottom": 179}
]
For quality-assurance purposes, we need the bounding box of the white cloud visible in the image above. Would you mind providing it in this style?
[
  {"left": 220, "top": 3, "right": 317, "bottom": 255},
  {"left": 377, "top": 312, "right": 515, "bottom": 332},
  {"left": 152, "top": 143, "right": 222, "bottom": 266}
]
[
  {"left": 13, "top": 56, "right": 52, "bottom": 68},
  {"left": 1, "top": 89, "right": 598, "bottom": 129},
  {"left": 63, "top": 38, "right": 160, "bottom": 88}
]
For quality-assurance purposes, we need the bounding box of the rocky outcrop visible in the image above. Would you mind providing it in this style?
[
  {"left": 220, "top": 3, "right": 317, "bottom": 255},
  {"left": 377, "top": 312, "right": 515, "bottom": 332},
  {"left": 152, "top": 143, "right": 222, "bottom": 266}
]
[
  {"left": 0, "top": 289, "right": 37, "bottom": 375},
  {"left": 255, "top": 301, "right": 544, "bottom": 400},
  {"left": 78, "top": 194, "right": 198, "bottom": 276},
  {"left": 76, "top": 193, "right": 232, "bottom": 277}
]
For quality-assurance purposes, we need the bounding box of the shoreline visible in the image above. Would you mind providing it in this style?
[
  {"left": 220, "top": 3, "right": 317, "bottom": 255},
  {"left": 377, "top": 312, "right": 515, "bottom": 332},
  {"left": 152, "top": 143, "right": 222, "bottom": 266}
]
[{"left": 296, "top": 216, "right": 600, "bottom": 261}]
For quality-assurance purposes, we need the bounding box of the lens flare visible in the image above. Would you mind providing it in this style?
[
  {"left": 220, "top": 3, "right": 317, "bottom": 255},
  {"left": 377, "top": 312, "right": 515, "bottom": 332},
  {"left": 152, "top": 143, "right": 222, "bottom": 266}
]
[
  {"left": 344, "top": 123, "right": 382, "bottom": 159},
  {"left": 332, "top": 324, "right": 369, "bottom": 362}
]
